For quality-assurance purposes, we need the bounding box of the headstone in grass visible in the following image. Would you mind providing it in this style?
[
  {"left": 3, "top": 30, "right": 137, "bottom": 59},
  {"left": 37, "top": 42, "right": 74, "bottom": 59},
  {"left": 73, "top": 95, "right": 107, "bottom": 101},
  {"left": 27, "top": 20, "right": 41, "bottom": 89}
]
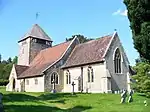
[
  {"left": 128, "top": 90, "right": 133, "bottom": 103},
  {"left": 71, "top": 81, "right": 76, "bottom": 95},
  {"left": 144, "top": 100, "right": 148, "bottom": 106},
  {"left": 120, "top": 90, "right": 127, "bottom": 103},
  {"left": 51, "top": 80, "right": 56, "bottom": 93},
  {"left": 0, "top": 93, "right": 4, "bottom": 112}
]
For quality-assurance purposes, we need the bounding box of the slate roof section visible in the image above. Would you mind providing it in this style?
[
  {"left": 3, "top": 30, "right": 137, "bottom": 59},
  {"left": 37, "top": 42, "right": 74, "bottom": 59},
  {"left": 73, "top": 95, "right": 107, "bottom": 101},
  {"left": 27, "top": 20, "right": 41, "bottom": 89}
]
[
  {"left": 18, "top": 41, "right": 71, "bottom": 79},
  {"left": 14, "top": 65, "right": 29, "bottom": 77},
  {"left": 62, "top": 34, "right": 113, "bottom": 68},
  {"left": 18, "top": 24, "right": 52, "bottom": 42}
]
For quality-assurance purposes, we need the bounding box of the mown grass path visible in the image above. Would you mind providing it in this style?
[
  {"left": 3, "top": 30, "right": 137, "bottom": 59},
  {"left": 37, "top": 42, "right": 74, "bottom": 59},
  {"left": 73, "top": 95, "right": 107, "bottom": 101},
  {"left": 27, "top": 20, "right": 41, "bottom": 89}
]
[{"left": 0, "top": 86, "right": 150, "bottom": 112}]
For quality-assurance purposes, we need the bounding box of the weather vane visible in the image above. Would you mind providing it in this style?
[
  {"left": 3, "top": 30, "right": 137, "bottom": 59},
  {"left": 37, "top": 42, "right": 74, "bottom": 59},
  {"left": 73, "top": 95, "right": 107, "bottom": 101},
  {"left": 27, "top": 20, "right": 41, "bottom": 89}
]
[{"left": 36, "top": 12, "right": 39, "bottom": 21}]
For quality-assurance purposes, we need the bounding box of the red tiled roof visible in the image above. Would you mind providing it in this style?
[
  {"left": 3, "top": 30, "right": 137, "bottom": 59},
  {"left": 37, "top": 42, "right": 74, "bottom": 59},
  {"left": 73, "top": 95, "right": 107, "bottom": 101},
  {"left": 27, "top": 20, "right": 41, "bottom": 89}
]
[
  {"left": 18, "top": 41, "right": 71, "bottom": 78},
  {"left": 14, "top": 65, "right": 29, "bottom": 77},
  {"left": 62, "top": 34, "right": 113, "bottom": 68}
]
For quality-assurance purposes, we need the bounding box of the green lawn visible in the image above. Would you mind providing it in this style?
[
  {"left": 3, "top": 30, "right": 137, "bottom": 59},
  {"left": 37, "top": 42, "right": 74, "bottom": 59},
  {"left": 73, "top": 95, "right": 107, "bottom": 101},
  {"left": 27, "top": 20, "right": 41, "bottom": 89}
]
[{"left": 0, "top": 86, "right": 150, "bottom": 112}]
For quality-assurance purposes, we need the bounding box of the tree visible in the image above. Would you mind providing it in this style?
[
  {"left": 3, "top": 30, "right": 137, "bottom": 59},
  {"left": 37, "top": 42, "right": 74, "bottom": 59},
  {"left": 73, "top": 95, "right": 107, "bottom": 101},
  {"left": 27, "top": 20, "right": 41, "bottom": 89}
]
[
  {"left": 1, "top": 60, "right": 8, "bottom": 64},
  {"left": 135, "top": 56, "right": 148, "bottom": 65},
  {"left": 0, "top": 54, "right": 1, "bottom": 63},
  {"left": 2, "top": 63, "right": 13, "bottom": 79},
  {"left": 7, "top": 57, "right": 12, "bottom": 63},
  {"left": 0, "top": 56, "right": 17, "bottom": 80},
  {"left": 12, "top": 56, "right": 18, "bottom": 64},
  {"left": 66, "top": 34, "right": 93, "bottom": 43},
  {"left": 124, "top": 0, "right": 150, "bottom": 62},
  {"left": 0, "top": 63, "right": 6, "bottom": 79},
  {"left": 132, "top": 63, "right": 150, "bottom": 97}
]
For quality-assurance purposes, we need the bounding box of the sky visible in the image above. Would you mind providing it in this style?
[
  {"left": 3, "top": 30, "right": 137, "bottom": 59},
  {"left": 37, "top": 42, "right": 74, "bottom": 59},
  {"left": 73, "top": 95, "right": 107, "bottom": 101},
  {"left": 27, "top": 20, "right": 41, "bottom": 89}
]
[{"left": 0, "top": 0, "right": 138, "bottom": 65}]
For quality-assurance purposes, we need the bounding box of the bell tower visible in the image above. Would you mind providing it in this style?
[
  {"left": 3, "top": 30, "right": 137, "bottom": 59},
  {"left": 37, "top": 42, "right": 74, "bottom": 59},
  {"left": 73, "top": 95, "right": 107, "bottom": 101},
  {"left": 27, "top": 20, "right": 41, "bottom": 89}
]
[{"left": 18, "top": 24, "right": 52, "bottom": 66}]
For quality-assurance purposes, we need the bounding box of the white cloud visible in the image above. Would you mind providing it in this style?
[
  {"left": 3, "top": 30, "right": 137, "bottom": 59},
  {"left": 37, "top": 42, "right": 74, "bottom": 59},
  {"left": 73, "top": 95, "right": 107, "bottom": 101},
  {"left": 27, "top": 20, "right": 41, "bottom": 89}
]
[{"left": 112, "top": 9, "right": 128, "bottom": 16}]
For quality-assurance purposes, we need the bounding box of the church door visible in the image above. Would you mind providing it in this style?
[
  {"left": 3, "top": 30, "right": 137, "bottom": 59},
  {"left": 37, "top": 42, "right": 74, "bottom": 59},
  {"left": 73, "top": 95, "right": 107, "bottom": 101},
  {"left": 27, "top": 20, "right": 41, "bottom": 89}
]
[{"left": 13, "top": 79, "right": 15, "bottom": 90}]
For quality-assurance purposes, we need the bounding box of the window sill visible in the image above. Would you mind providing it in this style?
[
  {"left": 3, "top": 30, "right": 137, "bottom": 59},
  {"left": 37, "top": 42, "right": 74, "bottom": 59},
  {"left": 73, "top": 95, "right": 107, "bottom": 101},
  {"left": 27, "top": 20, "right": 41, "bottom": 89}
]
[
  {"left": 115, "top": 73, "right": 123, "bottom": 75},
  {"left": 87, "top": 82, "right": 94, "bottom": 83}
]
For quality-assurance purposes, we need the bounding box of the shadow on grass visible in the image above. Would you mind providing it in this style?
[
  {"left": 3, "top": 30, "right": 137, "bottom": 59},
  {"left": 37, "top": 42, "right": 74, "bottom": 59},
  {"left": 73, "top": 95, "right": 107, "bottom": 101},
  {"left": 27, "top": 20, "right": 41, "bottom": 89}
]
[
  {"left": 38, "top": 93, "right": 77, "bottom": 100},
  {"left": 3, "top": 93, "right": 77, "bottom": 103},
  {"left": 137, "top": 93, "right": 150, "bottom": 98},
  {"left": 4, "top": 105, "right": 92, "bottom": 112},
  {"left": 2, "top": 93, "right": 92, "bottom": 112},
  {"left": 50, "top": 99, "right": 66, "bottom": 104},
  {"left": 3, "top": 93, "right": 38, "bottom": 102}
]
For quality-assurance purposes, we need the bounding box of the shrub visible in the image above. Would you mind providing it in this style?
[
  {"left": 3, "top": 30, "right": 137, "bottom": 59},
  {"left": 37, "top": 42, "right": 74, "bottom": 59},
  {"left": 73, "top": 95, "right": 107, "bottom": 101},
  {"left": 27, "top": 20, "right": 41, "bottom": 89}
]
[{"left": 0, "top": 79, "right": 9, "bottom": 86}]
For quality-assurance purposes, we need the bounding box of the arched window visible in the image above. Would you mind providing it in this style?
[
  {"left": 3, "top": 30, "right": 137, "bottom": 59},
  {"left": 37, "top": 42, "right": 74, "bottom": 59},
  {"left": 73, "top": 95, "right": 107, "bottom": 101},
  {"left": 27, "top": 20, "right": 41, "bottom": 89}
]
[
  {"left": 66, "top": 70, "right": 71, "bottom": 84},
  {"left": 91, "top": 68, "right": 94, "bottom": 82},
  {"left": 88, "top": 69, "right": 90, "bottom": 82},
  {"left": 114, "top": 48, "right": 121, "bottom": 73},
  {"left": 87, "top": 66, "right": 94, "bottom": 82},
  {"left": 51, "top": 72, "right": 59, "bottom": 84}
]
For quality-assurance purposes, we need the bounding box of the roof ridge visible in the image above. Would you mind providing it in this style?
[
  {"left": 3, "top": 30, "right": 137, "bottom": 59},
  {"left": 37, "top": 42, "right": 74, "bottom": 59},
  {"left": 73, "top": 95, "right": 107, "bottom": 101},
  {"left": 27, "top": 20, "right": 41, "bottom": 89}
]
[{"left": 77, "top": 33, "right": 113, "bottom": 47}]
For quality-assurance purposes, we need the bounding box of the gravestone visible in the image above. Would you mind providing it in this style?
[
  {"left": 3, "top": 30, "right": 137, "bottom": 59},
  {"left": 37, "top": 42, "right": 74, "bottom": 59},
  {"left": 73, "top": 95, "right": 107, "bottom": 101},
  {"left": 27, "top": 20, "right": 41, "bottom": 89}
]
[
  {"left": 0, "top": 93, "right": 4, "bottom": 112},
  {"left": 120, "top": 90, "right": 127, "bottom": 103},
  {"left": 51, "top": 80, "right": 56, "bottom": 93},
  {"left": 144, "top": 100, "right": 148, "bottom": 106},
  {"left": 128, "top": 90, "right": 133, "bottom": 103},
  {"left": 71, "top": 81, "right": 75, "bottom": 95}
]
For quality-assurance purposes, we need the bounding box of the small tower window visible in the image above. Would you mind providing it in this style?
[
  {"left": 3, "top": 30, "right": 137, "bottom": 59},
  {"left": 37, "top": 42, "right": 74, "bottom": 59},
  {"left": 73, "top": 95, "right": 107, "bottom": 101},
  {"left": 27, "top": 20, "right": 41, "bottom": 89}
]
[
  {"left": 36, "top": 39, "right": 46, "bottom": 44},
  {"left": 46, "top": 41, "right": 51, "bottom": 45},
  {"left": 33, "top": 39, "right": 37, "bottom": 42}
]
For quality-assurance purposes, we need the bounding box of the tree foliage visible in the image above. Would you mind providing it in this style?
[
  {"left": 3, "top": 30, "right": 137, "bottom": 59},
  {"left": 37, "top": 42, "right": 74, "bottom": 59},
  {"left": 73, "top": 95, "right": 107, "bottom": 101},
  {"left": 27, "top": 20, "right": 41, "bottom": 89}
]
[
  {"left": 12, "top": 56, "right": 18, "bottom": 64},
  {"left": 124, "top": 0, "right": 150, "bottom": 61},
  {"left": 7, "top": 57, "right": 12, "bottom": 63},
  {"left": 0, "top": 54, "right": 1, "bottom": 63},
  {"left": 0, "top": 55, "right": 18, "bottom": 81},
  {"left": 135, "top": 56, "right": 148, "bottom": 65},
  {"left": 132, "top": 63, "right": 150, "bottom": 96},
  {"left": 66, "top": 34, "right": 93, "bottom": 43}
]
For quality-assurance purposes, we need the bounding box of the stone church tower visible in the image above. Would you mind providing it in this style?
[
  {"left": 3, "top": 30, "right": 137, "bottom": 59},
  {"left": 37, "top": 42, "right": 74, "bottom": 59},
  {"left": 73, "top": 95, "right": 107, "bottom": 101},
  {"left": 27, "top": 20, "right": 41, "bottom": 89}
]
[{"left": 18, "top": 24, "right": 52, "bottom": 66}]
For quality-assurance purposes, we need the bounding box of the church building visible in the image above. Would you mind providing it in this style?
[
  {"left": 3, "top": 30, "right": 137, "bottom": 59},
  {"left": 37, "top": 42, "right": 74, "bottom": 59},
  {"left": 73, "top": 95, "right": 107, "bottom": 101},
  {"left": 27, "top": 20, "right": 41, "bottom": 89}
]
[{"left": 6, "top": 24, "right": 132, "bottom": 93}]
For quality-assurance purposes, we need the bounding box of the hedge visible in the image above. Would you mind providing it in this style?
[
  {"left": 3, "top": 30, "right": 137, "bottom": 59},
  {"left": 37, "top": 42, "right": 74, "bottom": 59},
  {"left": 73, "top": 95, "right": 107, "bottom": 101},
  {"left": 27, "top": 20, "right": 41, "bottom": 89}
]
[{"left": 0, "top": 79, "right": 9, "bottom": 86}]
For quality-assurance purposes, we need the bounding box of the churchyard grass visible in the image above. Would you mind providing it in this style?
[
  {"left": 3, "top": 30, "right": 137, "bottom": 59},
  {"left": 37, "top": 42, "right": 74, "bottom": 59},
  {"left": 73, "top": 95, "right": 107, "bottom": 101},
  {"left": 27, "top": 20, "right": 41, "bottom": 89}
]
[{"left": 0, "top": 86, "right": 150, "bottom": 112}]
